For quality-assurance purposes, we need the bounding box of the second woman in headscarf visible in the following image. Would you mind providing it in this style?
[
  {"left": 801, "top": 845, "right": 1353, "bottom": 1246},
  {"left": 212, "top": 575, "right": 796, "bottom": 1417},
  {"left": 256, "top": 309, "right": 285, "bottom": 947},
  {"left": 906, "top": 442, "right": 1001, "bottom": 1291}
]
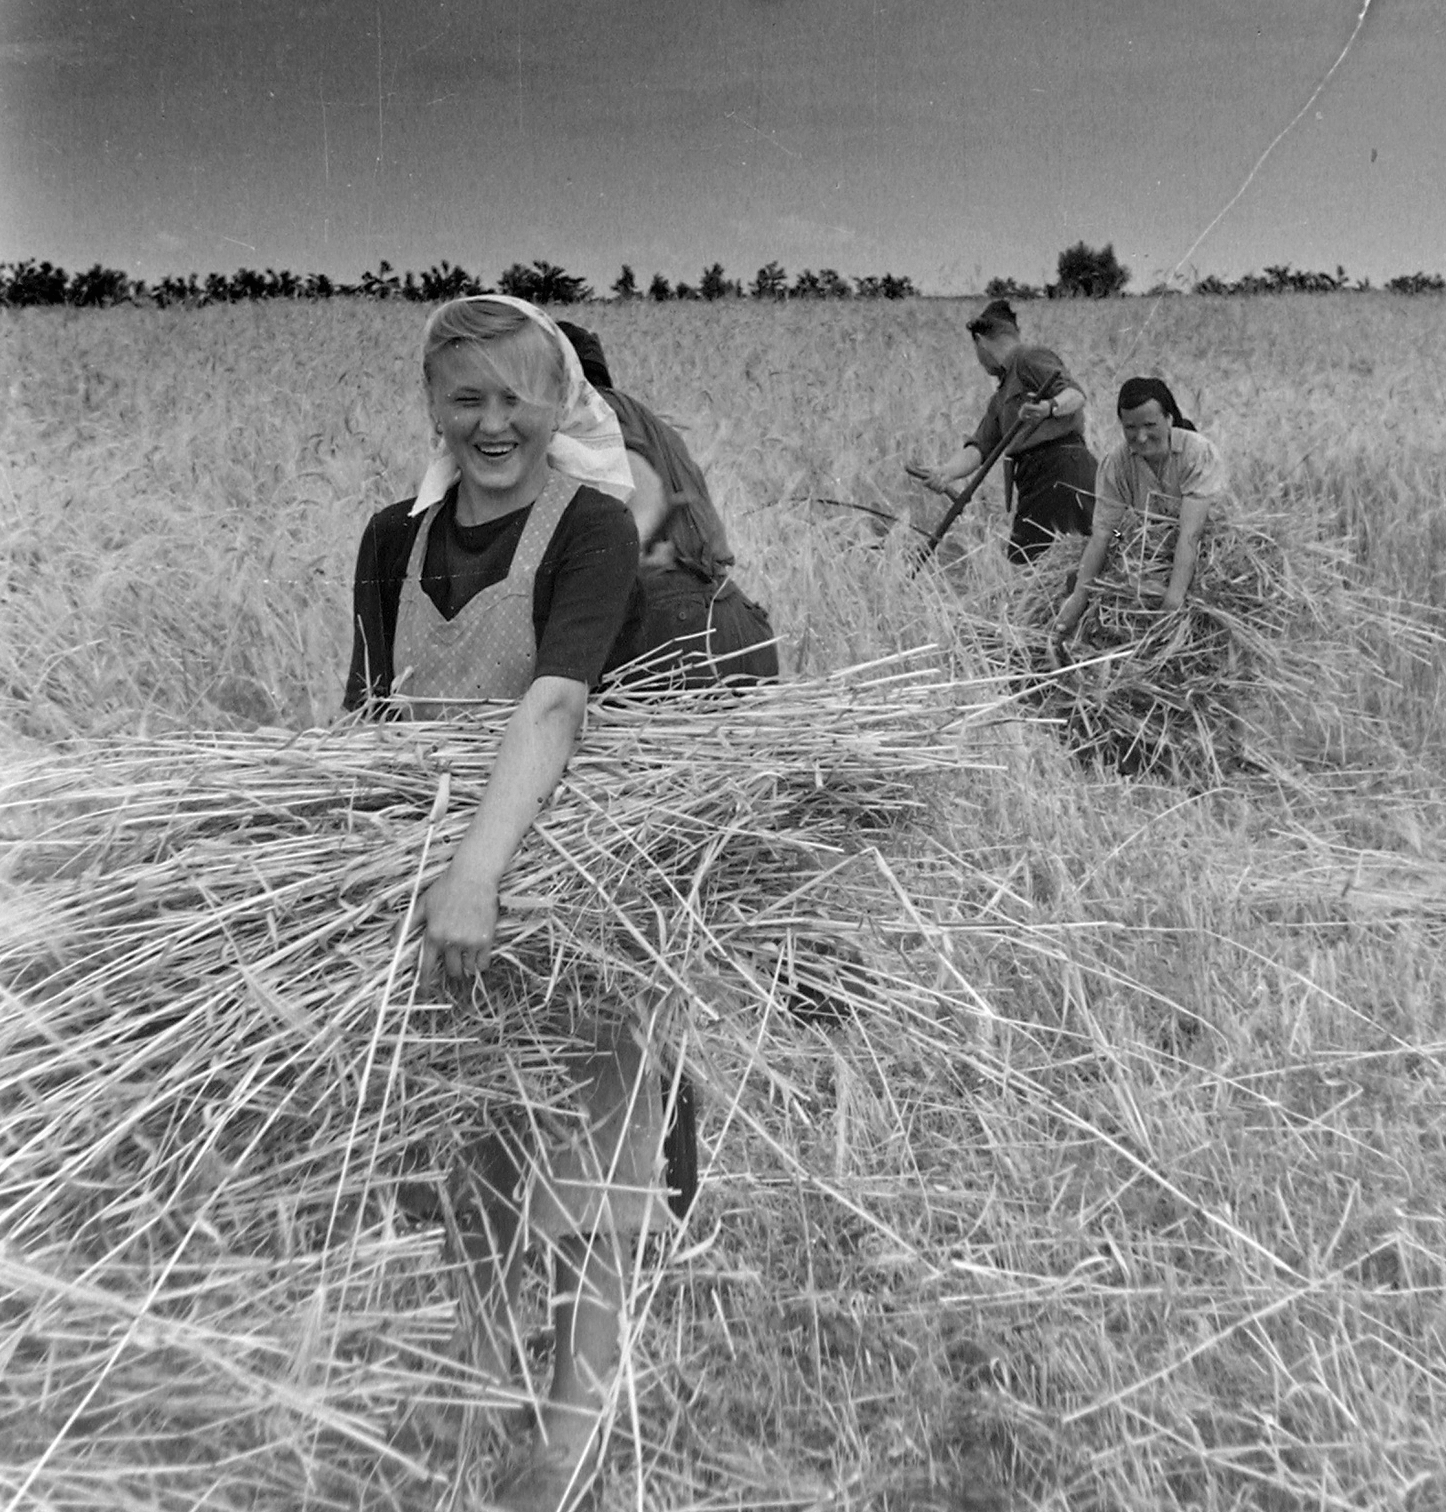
[
  {"left": 557, "top": 319, "right": 778, "bottom": 689},
  {"left": 1053, "top": 375, "right": 1227, "bottom": 642}
]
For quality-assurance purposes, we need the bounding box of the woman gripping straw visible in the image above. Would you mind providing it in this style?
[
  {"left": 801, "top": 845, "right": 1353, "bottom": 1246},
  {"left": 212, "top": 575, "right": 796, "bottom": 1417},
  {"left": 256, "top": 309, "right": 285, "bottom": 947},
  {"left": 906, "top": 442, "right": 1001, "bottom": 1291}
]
[
  {"left": 917, "top": 298, "right": 1096, "bottom": 562},
  {"left": 344, "top": 294, "right": 693, "bottom": 1512},
  {"left": 1053, "top": 377, "right": 1227, "bottom": 646}
]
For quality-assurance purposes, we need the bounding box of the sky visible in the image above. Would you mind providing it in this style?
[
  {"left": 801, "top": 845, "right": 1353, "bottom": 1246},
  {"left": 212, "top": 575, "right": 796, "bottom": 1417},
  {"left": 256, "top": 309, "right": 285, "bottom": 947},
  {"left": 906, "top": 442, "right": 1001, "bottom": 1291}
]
[{"left": 1, "top": 0, "right": 1441, "bottom": 296}]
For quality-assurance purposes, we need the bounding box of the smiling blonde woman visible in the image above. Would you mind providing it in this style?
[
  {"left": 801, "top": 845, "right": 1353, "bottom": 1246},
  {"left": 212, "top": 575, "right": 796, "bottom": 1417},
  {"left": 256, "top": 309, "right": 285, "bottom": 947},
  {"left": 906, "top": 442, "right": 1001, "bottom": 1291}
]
[{"left": 344, "top": 295, "right": 684, "bottom": 1512}]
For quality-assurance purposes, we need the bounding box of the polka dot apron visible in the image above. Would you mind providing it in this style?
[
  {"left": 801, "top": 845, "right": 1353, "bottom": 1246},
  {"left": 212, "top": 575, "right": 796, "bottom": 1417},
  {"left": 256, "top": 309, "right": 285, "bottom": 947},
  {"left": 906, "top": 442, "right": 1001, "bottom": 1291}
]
[{"left": 390, "top": 471, "right": 574, "bottom": 719}]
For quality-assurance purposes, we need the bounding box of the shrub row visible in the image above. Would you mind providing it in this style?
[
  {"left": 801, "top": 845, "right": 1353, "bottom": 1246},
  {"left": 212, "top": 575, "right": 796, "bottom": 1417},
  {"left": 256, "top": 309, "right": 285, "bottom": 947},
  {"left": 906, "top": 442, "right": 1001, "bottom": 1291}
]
[
  {"left": 6, "top": 251, "right": 1440, "bottom": 310},
  {"left": 0, "top": 256, "right": 918, "bottom": 309},
  {"left": 989, "top": 261, "right": 1445, "bottom": 301}
]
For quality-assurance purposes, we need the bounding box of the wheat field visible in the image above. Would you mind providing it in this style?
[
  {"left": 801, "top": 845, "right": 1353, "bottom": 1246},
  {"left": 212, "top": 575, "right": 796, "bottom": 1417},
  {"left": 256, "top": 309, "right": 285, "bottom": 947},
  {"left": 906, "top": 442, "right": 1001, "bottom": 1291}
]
[{"left": 2, "top": 295, "right": 1446, "bottom": 1512}]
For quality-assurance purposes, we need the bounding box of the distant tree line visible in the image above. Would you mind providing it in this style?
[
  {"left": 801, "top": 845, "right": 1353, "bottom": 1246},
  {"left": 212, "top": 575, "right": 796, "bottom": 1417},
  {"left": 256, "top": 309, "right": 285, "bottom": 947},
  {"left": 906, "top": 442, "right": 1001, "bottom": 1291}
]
[
  {"left": 0, "top": 255, "right": 917, "bottom": 309},
  {"left": 4, "top": 245, "right": 1441, "bottom": 309},
  {"left": 986, "top": 242, "right": 1444, "bottom": 301},
  {"left": 1187, "top": 265, "right": 1444, "bottom": 296},
  {"left": 612, "top": 261, "right": 916, "bottom": 301}
]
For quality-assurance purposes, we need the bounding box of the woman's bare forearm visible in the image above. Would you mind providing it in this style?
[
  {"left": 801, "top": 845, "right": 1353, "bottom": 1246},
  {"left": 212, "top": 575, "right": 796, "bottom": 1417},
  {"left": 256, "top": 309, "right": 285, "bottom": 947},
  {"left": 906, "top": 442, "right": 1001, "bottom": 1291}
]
[
  {"left": 1162, "top": 497, "right": 1211, "bottom": 611},
  {"left": 451, "top": 676, "right": 587, "bottom": 887},
  {"left": 1056, "top": 503, "right": 1123, "bottom": 630},
  {"left": 418, "top": 676, "right": 587, "bottom": 977}
]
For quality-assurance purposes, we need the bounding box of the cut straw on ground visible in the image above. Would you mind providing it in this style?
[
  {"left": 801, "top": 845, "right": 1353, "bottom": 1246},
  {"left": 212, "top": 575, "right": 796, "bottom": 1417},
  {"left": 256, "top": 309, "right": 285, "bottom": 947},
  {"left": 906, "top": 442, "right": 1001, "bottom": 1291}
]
[
  {"left": 1, "top": 660, "right": 1018, "bottom": 1511},
  {"left": 5, "top": 657, "right": 1446, "bottom": 1510}
]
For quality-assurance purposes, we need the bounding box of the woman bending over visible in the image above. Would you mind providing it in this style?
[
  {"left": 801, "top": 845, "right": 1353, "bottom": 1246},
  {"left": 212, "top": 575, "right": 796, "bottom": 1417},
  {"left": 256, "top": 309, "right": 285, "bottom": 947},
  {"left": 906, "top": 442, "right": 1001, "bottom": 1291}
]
[{"left": 1053, "top": 376, "right": 1226, "bottom": 641}]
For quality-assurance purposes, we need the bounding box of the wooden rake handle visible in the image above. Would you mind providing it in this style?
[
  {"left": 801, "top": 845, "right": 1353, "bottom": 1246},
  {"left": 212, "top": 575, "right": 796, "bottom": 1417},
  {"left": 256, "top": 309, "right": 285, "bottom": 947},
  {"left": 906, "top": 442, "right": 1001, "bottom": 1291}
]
[
  {"left": 907, "top": 372, "right": 1061, "bottom": 572},
  {"left": 906, "top": 416, "right": 1034, "bottom": 574}
]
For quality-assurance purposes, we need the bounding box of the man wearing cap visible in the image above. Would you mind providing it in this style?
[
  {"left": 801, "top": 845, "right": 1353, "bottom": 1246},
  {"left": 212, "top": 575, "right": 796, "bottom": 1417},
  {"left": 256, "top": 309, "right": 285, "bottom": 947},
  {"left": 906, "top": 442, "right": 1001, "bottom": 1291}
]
[{"left": 920, "top": 299, "right": 1095, "bottom": 563}]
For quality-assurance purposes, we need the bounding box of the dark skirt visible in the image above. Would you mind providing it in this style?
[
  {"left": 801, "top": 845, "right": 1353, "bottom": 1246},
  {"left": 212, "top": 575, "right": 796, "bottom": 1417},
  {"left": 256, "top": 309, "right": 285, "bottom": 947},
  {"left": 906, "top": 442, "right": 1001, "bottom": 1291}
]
[
  {"left": 1007, "top": 439, "right": 1097, "bottom": 564},
  {"left": 628, "top": 569, "right": 772, "bottom": 1209},
  {"left": 631, "top": 568, "right": 780, "bottom": 687},
  {"left": 622, "top": 568, "right": 776, "bottom": 1209}
]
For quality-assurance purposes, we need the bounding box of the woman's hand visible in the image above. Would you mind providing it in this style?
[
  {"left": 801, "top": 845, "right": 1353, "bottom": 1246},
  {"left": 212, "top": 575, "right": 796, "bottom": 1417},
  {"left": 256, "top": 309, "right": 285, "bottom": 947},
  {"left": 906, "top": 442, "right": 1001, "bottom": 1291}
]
[
  {"left": 1046, "top": 590, "right": 1089, "bottom": 672},
  {"left": 415, "top": 675, "right": 587, "bottom": 983},
  {"left": 1054, "top": 588, "right": 1088, "bottom": 636},
  {"left": 417, "top": 858, "right": 500, "bottom": 980},
  {"left": 1017, "top": 398, "right": 1053, "bottom": 423}
]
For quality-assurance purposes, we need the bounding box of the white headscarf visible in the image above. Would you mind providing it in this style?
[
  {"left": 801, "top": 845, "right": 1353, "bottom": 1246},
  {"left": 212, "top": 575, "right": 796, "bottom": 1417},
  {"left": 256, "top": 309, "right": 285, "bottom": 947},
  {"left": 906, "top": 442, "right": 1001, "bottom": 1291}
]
[{"left": 410, "top": 293, "right": 634, "bottom": 515}]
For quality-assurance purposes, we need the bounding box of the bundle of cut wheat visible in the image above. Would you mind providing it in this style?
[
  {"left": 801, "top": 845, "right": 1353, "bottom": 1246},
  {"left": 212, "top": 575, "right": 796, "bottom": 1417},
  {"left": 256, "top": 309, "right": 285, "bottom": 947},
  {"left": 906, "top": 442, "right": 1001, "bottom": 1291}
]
[
  {"left": 952, "top": 504, "right": 1444, "bottom": 787},
  {"left": 0, "top": 657, "right": 1014, "bottom": 1512}
]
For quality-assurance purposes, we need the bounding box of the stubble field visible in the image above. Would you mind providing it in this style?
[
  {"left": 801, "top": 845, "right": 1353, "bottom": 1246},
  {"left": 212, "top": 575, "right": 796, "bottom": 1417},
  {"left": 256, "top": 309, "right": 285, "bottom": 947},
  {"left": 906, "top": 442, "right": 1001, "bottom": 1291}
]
[{"left": 2, "top": 294, "right": 1446, "bottom": 1512}]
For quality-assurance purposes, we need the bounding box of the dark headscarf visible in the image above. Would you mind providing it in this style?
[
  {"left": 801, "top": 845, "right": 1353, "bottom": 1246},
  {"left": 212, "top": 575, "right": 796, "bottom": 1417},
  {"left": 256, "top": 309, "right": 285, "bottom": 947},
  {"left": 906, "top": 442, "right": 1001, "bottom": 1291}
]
[
  {"left": 555, "top": 320, "right": 615, "bottom": 391},
  {"left": 966, "top": 298, "right": 1020, "bottom": 340},
  {"left": 1116, "top": 376, "right": 1197, "bottom": 432}
]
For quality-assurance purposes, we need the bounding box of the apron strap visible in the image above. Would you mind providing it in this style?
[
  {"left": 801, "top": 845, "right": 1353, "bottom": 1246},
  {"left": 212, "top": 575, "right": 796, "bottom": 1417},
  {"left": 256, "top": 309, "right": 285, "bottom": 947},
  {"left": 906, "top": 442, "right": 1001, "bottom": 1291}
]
[{"left": 506, "top": 471, "right": 578, "bottom": 585}]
